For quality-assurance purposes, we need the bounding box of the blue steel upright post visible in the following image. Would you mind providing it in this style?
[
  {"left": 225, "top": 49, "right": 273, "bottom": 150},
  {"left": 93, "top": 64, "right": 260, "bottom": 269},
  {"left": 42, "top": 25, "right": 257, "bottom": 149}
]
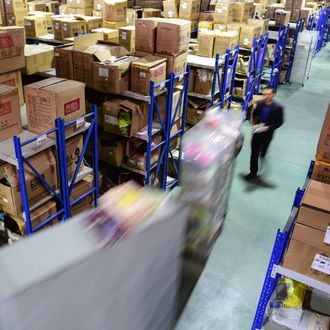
[
  {"left": 210, "top": 54, "right": 220, "bottom": 107},
  {"left": 92, "top": 104, "right": 99, "bottom": 207}
]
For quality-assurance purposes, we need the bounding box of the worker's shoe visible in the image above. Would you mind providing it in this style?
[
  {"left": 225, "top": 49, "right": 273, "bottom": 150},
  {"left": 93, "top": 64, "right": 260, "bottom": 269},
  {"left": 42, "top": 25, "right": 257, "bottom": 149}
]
[{"left": 244, "top": 172, "right": 257, "bottom": 180}]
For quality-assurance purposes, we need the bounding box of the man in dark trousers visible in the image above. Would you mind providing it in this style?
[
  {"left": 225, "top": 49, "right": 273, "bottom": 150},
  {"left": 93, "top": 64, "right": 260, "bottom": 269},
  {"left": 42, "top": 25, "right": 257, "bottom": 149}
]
[{"left": 245, "top": 86, "right": 284, "bottom": 180}]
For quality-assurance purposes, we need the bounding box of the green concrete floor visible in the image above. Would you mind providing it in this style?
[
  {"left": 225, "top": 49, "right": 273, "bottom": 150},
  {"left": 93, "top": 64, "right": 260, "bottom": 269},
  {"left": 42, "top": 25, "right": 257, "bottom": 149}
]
[{"left": 176, "top": 44, "right": 330, "bottom": 330}]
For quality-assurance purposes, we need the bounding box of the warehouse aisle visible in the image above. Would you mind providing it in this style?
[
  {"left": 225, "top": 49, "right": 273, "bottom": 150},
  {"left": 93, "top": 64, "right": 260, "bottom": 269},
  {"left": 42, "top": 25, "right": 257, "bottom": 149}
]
[{"left": 176, "top": 45, "right": 330, "bottom": 330}]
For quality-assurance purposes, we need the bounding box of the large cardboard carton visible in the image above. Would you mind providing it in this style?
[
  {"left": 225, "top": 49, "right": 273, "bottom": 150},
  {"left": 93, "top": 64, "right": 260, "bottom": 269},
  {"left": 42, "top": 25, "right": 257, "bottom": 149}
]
[
  {"left": 179, "top": 0, "right": 200, "bottom": 20},
  {"left": 296, "top": 180, "right": 330, "bottom": 232},
  {"left": 71, "top": 174, "right": 94, "bottom": 216},
  {"left": 99, "top": 137, "right": 125, "bottom": 166},
  {"left": 103, "top": 98, "right": 149, "bottom": 137},
  {"left": 131, "top": 55, "right": 167, "bottom": 95},
  {"left": 311, "top": 161, "right": 330, "bottom": 184},
  {"left": 214, "top": 2, "right": 235, "bottom": 24},
  {"left": 275, "top": 9, "right": 291, "bottom": 26},
  {"left": 135, "top": 18, "right": 159, "bottom": 53},
  {"left": 0, "top": 85, "right": 22, "bottom": 142},
  {"left": 65, "top": 134, "right": 84, "bottom": 181},
  {"left": 283, "top": 239, "right": 330, "bottom": 284},
  {"left": 91, "top": 27, "right": 119, "bottom": 43},
  {"left": 194, "top": 68, "right": 219, "bottom": 95},
  {"left": 22, "top": 44, "right": 54, "bottom": 76},
  {"left": 119, "top": 25, "right": 135, "bottom": 52},
  {"left": 4, "top": 0, "right": 27, "bottom": 15},
  {"left": 93, "top": 55, "right": 139, "bottom": 94},
  {"left": 156, "top": 19, "right": 190, "bottom": 56},
  {"left": 54, "top": 45, "right": 74, "bottom": 80},
  {"left": 27, "top": 1, "right": 47, "bottom": 12},
  {"left": 197, "top": 30, "right": 216, "bottom": 57},
  {"left": 233, "top": 2, "right": 253, "bottom": 23},
  {"left": 239, "top": 24, "right": 261, "bottom": 48},
  {"left": 253, "top": 3, "right": 266, "bottom": 17},
  {"left": 28, "top": 11, "right": 54, "bottom": 31},
  {"left": 247, "top": 18, "right": 269, "bottom": 35},
  {"left": 163, "top": 0, "right": 178, "bottom": 18},
  {"left": 142, "top": 8, "right": 161, "bottom": 18},
  {"left": 52, "top": 16, "right": 66, "bottom": 40},
  {"left": 0, "top": 149, "right": 58, "bottom": 216},
  {"left": 154, "top": 51, "right": 188, "bottom": 76},
  {"left": 103, "top": 19, "right": 127, "bottom": 29},
  {"left": 24, "top": 77, "right": 85, "bottom": 134},
  {"left": 198, "top": 21, "right": 214, "bottom": 32},
  {"left": 0, "top": 27, "right": 25, "bottom": 74},
  {"left": 103, "top": 0, "right": 127, "bottom": 22},
  {"left": 300, "top": 7, "right": 313, "bottom": 22},
  {"left": 316, "top": 103, "right": 330, "bottom": 163},
  {"left": 24, "top": 15, "right": 48, "bottom": 38},
  {"left": 79, "top": 16, "right": 102, "bottom": 32},
  {"left": 199, "top": 11, "right": 215, "bottom": 21},
  {"left": 62, "top": 18, "right": 87, "bottom": 39},
  {"left": 213, "top": 31, "right": 237, "bottom": 56},
  {"left": 290, "top": 8, "right": 300, "bottom": 21},
  {"left": 0, "top": 70, "right": 24, "bottom": 105},
  {"left": 6, "top": 11, "right": 28, "bottom": 27}
]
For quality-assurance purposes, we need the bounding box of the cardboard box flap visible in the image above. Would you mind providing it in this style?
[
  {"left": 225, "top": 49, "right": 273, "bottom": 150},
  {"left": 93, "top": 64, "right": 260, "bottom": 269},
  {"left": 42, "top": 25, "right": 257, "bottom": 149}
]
[
  {"left": 0, "top": 84, "right": 17, "bottom": 95},
  {"left": 188, "top": 97, "right": 209, "bottom": 109},
  {"left": 24, "top": 44, "right": 54, "bottom": 57},
  {"left": 73, "top": 32, "right": 103, "bottom": 51},
  {"left": 302, "top": 180, "right": 330, "bottom": 213},
  {"left": 24, "top": 77, "right": 66, "bottom": 91},
  {"left": 42, "top": 79, "right": 85, "bottom": 93},
  {"left": 119, "top": 100, "right": 143, "bottom": 116},
  {"left": 110, "top": 55, "right": 140, "bottom": 68},
  {"left": 132, "top": 55, "right": 167, "bottom": 68},
  {"left": 120, "top": 25, "right": 135, "bottom": 31}
]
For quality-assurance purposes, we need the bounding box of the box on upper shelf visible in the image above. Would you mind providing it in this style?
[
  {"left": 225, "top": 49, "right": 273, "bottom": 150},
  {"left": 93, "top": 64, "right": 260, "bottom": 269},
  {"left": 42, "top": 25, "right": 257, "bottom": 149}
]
[
  {"left": 54, "top": 45, "right": 74, "bottom": 80},
  {"left": 103, "top": 0, "right": 127, "bottom": 22},
  {"left": 24, "top": 15, "right": 48, "bottom": 38},
  {"left": 178, "top": 0, "right": 200, "bottom": 20},
  {"left": 0, "top": 70, "right": 24, "bottom": 105},
  {"left": 239, "top": 24, "right": 261, "bottom": 48},
  {"left": 27, "top": 1, "right": 47, "bottom": 12},
  {"left": 214, "top": 31, "right": 238, "bottom": 56},
  {"left": 233, "top": 2, "right": 253, "bottom": 23},
  {"left": 247, "top": 18, "right": 269, "bottom": 35},
  {"left": 155, "top": 51, "right": 188, "bottom": 76},
  {"left": 24, "top": 77, "right": 86, "bottom": 135},
  {"left": 28, "top": 11, "right": 55, "bottom": 31},
  {"left": 265, "top": 4, "right": 285, "bottom": 19},
  {"left": 198, "top": 21, "right": 214, "bottom": 32},
  {"left": 142, "top": 8, "right": 162, "bottom": 18},
  {"left": 119, "top": 25, "right": 135, "bottom": 52},
  {"left": 91, "top": 28, "right": 119, "bottom": 43},
  {"left": 275, "top": 9, "right": 291, "bottom": 26},
  {"left": 64, "top": 134, "right": 85, "bottom": 181},
  {"left": 135, "top": 18, "right": 160, "bottom": 53},
  {"left": 162, "top": 0, "right": 178, "bottom": 18},
  {"left": 214, "top": 2, "right": 235, "bottom": 24}
]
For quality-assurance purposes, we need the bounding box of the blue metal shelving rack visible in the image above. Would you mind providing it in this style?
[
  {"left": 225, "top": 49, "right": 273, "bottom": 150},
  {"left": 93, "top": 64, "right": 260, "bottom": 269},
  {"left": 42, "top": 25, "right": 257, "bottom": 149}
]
[
  {"left": 284, "top": 18, "right": 305, "bottom": 84},
  {"left": 251, "top": 161, "right": 316, "bottom": 330},
  {"left": 12, "top": 107, "right": 99, "bottom": 235},
  {"left": 315, "top": 9, "right": 329, "bottom": 52},
  {"left": 254, "top": 33, "right": 269, "bottom": 95}
]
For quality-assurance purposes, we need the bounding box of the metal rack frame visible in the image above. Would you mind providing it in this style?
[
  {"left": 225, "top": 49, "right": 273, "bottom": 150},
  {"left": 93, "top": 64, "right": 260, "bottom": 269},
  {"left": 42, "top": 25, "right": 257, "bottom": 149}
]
[
  {"left": 10, "top": 107, "right": 99, "bottom": 235},
  {"left": 315, "top": 9, "right": 329, "bottom": 53}
]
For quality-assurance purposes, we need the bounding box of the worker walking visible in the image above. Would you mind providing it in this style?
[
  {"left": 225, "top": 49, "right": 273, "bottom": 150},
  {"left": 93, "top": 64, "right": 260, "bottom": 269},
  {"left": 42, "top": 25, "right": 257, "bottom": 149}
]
[{"left": 245, "top": 86, "right": 284, "bottom": 180}]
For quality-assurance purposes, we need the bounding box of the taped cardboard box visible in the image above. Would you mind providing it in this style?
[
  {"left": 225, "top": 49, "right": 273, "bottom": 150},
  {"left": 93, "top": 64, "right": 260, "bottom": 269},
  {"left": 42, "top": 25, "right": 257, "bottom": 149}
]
[
  {"left": 0, "top": 149, "right": 58, "bottom": 216},
  {"left": 275, "top": 9, "right": 291, "bottom": 26},
  {"left": 156, "top": 19, "right": 190, "bottom": 56},
  {"left": 162, "top": 0, "right": 178, "bottom": 18},
  {"left": 62, "top": 18, "right": 87, "bottom": 39},
  {"left": 0, "top": 27, "right": 25, "bottom": 74},
  {"left": 239, "top": 25, "right": 261, "bottom": 48},
  {"left": 103, "top": 99, "right": 149, "bottom": 137},
  {"left": 0, "top": 70, "right": 24, "bottom": 105},
  {"left": 98, "top": 137, "right": 125, "bottom": 166},
  {"left": 119, "top": 25, "right": 135, "bottom": 52},
  {"left": 103, "top": 0, "right": 127, "bottom": 22},
  {"left": 92, "top": 27, "right": 119, "bottom": 43},
  {"left": 213, "top": 31, "right": 237, "bottom": 56},
  {"left": 297, "top": 180, "right": 330, "bottom": 232},
  {"left": 283, "top": 239, "right": 330, "bottom": 284},
  {"left": 0, "top": 85, "right": 22, "bottom": 142},
  {"left": 135, "top": 18, "right": 160, "bottom": 53},
  {"left": 126, "top": 134, "right": 162, "bottom": 171},
  {"left": 24, "top": 77, "right": 85, "bottom": 134},
  {"left": 22, "top": 43, "right": 54, "bottom": 76},
  {"left": 54, "top": 45, "right": 74, "bottom": 80},
  {"left": 311, "top": 160, "right": 330, "bottom": 184},
  {"left": 93, "top": 55, "right": 140, "bottom": 94},
  {"left": 154, "top": 51, "right": 188, "bottom": 76},
  {"left": 27, "top": 1, "right": 47, "bottom": 12},
  {"left": 214, "top": 2, "right": 234, "bottom": 24},
  {"left": 194, "top": 68, "right": 220, "bottom": 95},
  {"left": 142, "top": 8, "right": 161, "bottom": 18},
  {"left": 247, "top": 18, "right": 269, "bottom": 35},
  {"left": 71, "top": 174, "right": 94, "bottom": 216},
  {"left": 316, "top": 103, "right": 330, "bottom": 163},
  {"left": 131, "top": 55, "right": 167, "bottom": 95},
  {"left": 24, "top": 15, "right": 48, "bottom": 38},
  {"left": 233, "top": 2, "right": 253, "bottom": 23},
  {"left": 103, "top": 19, "right": 127, "bottom": 29},
  {"left": 265, "top": 4, "right": 284, "bottom": 19},
  {"left": 197, "top": 30, "right": 216, "bottom": 57},
  {"left": 179, "top": 0, "right": 200, "bottom": 20},
  {"left": 6, "top": 13, "right": 27, "bottom": 27}
]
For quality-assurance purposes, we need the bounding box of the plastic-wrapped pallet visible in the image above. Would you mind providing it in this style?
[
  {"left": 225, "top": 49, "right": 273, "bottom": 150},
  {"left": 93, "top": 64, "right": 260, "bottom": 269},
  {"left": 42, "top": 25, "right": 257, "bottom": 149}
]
[{"left": 181, "top": 108, "right": 243, "bottom": 258}]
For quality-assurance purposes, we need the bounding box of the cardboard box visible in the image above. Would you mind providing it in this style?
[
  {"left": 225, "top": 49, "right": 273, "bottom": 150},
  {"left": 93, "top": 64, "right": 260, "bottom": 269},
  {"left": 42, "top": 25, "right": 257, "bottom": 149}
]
[
  {"left": 0, "top": 27, "right": 25, "bottom": 74},
  {"left": 247, "top": 18, "right": 269, "bottom": 35},
  {"left": 71, "top": 174, "right": 94, "bottom": 216},
  {"left": 27, "top": 1, "right": 47, "bottom": 12},
  {"left": 316, "top": 103, "right": 330, "bottom": 163},
  {"left": 141, "top": 0, "right": 162, "bottom": 9},
  {"left": 103, "top": 0, "right": 127, "bottom": 22},
  {"left": 0, "top": 85, "right": 22, "bottom": 142},
  {"left": 311, "top": 161, "right": 330, "bottom": 184},
  {"left": 93, "top": 55, "right": 139, "bottom": 94},
  {"left": 135, "top": 18, "right": 159, "bottom": 53},
  {"left": 94, "top": 0, "right": 104, "bottom": 11},
  {"left": 98, "top": 137, "right": 125, "bottom": 166},
  {"left": 197, "top": 31, "right": 216, "bottom": 57},
  {"left": 296, "top": 180, "right": 330, "bottom": 232},
  {"left": 213, "top": 31, "right": 237, "bottom": 56},
  {"left": 186, "top": 97, "right": 208, "bottom": 124},
  {"left": 24, "top": 77, "right": 85, "bottom": 134},
  {"left": 239, "top": 24, "right": 261, "bottom": 48},
  {"left": 4, "top": 0, "right": 27, "bottom": 15},
  {"left": 59, "top": 4, "right": 67, "bottom": 14},
  {"left": 0, "top": 0, "right": 7, "bottom": 26},
  {"left": 131, "top": 55, "right": 167, "bottom": 95},
  {"left": 22, "top": 43, "right": 54, "bottom": 76},
  {"left": 156, "top": 19, "right": 190, "bottom": 56},
  {"left": 62, "top": 19, "right": 87, "bottom": 39},
  {"left": 24, "top": 15, "right": 48, "bottom": 38},
  {"left": 126, "top": 134, "right": 161, "bottom": 171},
  {"left": 283, "top": 239, "right": 330, "bottom": 284},
  {"left": 179, "top": 0, "right": 200, "bottom": 20},
  {"left": 162, "top": 0, "right": 178, "bottom": 18},
  {"left": 285, "top": 0, "right": 294, "bottom": 10},
  {"left": 194, "top": 68, "right": 219, "bottom": 95},
  {"left": 0, "top": 70, "right": 24, "bottom": 105},
  {"left": 75, "top": 0, "right": 93, "bottom": 9},
  {"left": 292, "top": 223, "right": 330, "bottom": 254},
  {"left": 199, "top": 11, "right": 215, "bottom": 21},
  {"left": 6, "top": 13, "right": 27, "bottom": 27},
  {"left": 225, "top": 23, "right": 241, "bottom": 42},
  {"left": 233, "top": 76, "right": 247, "bottom": 98},
  {"left": 293, "top": 0, "right": 305, "bottom": 9},
  {"left": 103, "top": 99, "right": 149, "bottom": 136},
  {"left": 154, "top": 51, "right": 188, "bottom": 76},
  {"left": 65, "top": 134, "right": 84, "bottom": 181},
  {"left": 198, "top": 20, "right": 214, "bottom": 32},
  {"left": 0, "top": 149, "right": 58, "bottom": 216},
  {"left": 46, "top": 1, "right": 60, "bottom": 13},
  {"left": 28, "top": 11, "right": 54, "bottom": 30},
  {"left": 233, "top": 2, "right": 253, "bottom": 23},
  {"left": 266, "top": 4, "right": 285, "bottom": 19},
  {"left": 155, "top": 88, "right": 183, "bottom": 123},
  {"left": 119, "top": 25, "right": 135, "bottom": 52},
  {"left": 54, "top": 45, "right": 74, "bottom": 80},
  {"left": 275, "top": 9, "right": 291, "bottom": 26},
  {"left": 126, "top": 7, "right": 138, "bottom": 25},
  {"left": 290, "top": 8, "right": 300, "bottom": 21},
  {"left": 300, "top": 7, "right": 313, "bottom": 22},
  {"left": 142, "top": 8, "right": 161, "bottom": 18},
  {"left": 103, "top": 19, "right": 127, "bottom": 29},
  {"left": 75, "top": 7, "right": 94, "bottom": 15},
  {"left": 213, "top": 23, "right": 227, "bottom": 32},
  {"left": 92, "top": 27, "right": 119, "bottom": 42},
  {"left": 214, "top": 2, "right": 235, "bottom": 24},
  {"left": 252, "top": 3, "right": 266, "bottom": 17},
  {"left": 79, "top": 16, "right": 103, "bottom": 32},
  {"left": 52, "top": 16, "right": 66, "bottom": 40}
]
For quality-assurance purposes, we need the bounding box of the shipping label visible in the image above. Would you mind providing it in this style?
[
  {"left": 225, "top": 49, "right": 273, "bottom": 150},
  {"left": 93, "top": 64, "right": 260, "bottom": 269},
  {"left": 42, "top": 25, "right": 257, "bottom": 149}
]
[
  {"left": 105, "top": 115, "right": 118, "bottom": 125},
  {"left": 324, "top": 226, "right": 330, "bottom": 245},
  {"left": 98, "top": 67, "right": 109, "bottom": 78},
  {"left": 0, "top": 102, "right": 11, "bottom": 116},
  {"left": 64, "top": 98, "right": 80, "bottom": 115},
  {"left": 311, "top": 253, "right": 330, "bottom": 275}
]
